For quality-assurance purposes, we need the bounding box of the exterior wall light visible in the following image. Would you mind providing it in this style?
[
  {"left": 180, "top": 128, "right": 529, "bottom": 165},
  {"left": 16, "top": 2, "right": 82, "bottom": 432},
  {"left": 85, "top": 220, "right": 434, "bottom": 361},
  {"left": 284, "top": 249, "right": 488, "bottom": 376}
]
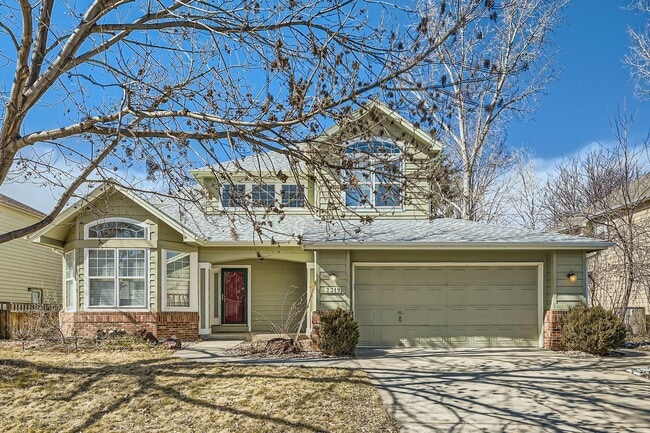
[
  {"left": 329, "top": 273, "right": 337, "bottom": 283},
  {"left": 567, "top": 271, "right": 577, "bottom": 283}
]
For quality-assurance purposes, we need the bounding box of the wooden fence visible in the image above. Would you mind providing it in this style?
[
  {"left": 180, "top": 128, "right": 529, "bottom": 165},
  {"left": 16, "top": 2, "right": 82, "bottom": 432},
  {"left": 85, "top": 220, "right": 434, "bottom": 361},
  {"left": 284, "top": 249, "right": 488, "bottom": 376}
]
[
  {"left": 0, "top": 302, "right": 61, "bottom": 339},
  {"left": 0, "top": 302, "right": 9, "bottom": 339}
]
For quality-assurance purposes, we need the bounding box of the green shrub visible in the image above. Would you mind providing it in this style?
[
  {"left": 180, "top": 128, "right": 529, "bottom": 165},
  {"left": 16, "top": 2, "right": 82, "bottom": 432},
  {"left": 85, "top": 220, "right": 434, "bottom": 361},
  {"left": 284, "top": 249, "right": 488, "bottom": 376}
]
[
  {"left": 319, "top": 308, "right": 360, "bottom": 356},
  {"left": 560, "top": 304, "right": 626, "bottom": 355}
]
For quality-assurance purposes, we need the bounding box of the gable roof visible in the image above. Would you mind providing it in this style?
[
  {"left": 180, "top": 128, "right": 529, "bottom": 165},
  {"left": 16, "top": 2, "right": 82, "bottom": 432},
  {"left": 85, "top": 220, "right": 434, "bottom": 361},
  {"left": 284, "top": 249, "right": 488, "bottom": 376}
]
[
  {"left": 321, "top": 100, "right": 440, "bottom": 152},
  {"left": 191, "top": 100, "right": 440, "bottom": 180},
  {"left": 0, "top": 193, "right": 45, "bottom": 218},
  {"left": 29, "top": 184, "right": 202, "bottom": 248}
]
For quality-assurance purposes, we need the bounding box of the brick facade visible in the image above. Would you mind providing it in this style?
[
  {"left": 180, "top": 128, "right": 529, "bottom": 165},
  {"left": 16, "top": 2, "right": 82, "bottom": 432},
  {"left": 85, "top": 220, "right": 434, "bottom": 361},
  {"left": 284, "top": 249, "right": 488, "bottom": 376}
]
[
  {"left": 543, "top": 310, "right": 568, "bottom": 351},
  {"left": 59, "top": 311, "right": 199, "bottom": 341}
]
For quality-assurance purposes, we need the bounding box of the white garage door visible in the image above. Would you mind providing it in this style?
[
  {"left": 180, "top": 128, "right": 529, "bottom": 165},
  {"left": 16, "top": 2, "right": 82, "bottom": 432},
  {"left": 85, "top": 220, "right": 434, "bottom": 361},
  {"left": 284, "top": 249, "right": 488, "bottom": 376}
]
[{"left": 354, "top": 264, "right": 540, "bottom": 348}]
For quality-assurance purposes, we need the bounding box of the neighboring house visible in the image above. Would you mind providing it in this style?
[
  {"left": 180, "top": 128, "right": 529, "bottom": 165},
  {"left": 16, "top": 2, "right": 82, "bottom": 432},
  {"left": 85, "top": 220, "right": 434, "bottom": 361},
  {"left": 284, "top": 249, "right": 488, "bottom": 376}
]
[
  {"left": 30, "top": 102, "right": 611, "bottom": 348},
  {"left": 0, "top": 194, "right": 62, "bottom": 304},
  {"left": 563, "top": 174, "right": 650, "bottom": 329}
]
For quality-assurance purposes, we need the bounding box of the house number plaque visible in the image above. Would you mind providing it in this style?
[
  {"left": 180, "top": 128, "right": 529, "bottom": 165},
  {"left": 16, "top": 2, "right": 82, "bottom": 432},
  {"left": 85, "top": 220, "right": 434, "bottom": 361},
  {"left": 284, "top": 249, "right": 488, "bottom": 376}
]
[{"left": 323, "top": 286, "right": 343, "bottom": 294}]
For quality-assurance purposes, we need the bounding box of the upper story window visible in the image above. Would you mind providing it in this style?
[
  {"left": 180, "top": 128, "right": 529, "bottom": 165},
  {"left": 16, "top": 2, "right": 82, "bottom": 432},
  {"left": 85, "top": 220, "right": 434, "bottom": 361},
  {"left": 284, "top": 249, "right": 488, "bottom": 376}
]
[
  {"left": 86, "top": 218, "right": 148, "bottom": 239},
  {"left": 221, "top": 183, "right": 305, "bottom": 208},
  {"left": 222, "top": 184, "right": 246, "bottom": 208},
  {"left": 252, "top": 184, "right": 276, "bottom": 207},
  {"left": 281, "top": 185, "right": 305, "bottom": 207},
  {"left": 343, "top": 139, "right": 403, "bottom": 208}
]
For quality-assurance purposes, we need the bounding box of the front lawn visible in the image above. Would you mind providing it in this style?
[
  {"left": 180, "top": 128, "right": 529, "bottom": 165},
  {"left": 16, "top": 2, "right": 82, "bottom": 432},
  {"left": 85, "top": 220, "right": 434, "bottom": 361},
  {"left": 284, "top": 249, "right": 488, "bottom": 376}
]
[{"left": 0, "top": 347, "right": 397, "bottom": 433}]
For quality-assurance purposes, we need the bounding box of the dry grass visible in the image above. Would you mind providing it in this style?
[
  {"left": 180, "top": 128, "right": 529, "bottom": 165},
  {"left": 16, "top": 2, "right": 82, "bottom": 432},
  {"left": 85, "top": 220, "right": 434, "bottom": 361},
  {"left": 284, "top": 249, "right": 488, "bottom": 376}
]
[{"left": 0, "top": 346, "right": 397, "bottom": 433}]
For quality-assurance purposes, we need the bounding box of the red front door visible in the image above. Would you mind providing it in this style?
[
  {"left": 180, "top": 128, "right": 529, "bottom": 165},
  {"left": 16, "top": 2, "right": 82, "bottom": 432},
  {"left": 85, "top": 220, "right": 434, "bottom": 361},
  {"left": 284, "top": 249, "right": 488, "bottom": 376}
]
[{"left": 222, "top": 269, "right": 247, "bottom": 324}]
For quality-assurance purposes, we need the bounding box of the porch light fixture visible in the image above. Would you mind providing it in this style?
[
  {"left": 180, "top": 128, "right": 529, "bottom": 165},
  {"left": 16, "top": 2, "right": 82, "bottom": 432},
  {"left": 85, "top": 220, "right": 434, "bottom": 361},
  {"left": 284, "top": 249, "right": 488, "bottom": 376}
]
[
  {"left": 567, "top": 271, "right": 577, "bottom": 283},
  {"left": 328, "top": 273, "right": 337, "bottom": 283}
]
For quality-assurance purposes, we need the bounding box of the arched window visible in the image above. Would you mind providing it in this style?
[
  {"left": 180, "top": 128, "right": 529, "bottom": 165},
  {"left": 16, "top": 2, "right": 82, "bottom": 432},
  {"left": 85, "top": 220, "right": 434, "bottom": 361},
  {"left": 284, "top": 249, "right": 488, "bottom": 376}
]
[
  {"left": 343, "top": 139, "right": 403, "bottom": 208},
  {"left": 85, "top": 218, "right": 148, "bottom": 239}
]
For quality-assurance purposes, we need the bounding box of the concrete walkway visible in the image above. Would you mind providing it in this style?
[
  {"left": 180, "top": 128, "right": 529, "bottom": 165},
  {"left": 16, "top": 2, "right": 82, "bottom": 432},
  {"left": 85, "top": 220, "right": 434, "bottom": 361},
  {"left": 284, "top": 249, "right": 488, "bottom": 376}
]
[
  {"left": 355, "top": 347, "right": 650, "bottom": 433},
  {"left": 174, "top": 340, "right": 359, "bottom": 368}
]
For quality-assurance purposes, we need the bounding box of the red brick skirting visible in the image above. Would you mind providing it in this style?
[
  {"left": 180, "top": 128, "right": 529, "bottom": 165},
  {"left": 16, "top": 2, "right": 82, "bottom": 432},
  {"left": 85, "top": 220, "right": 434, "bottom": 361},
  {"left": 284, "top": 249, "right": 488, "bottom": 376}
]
[
  {"left": 543, "top": 310, "right": 568, "bottom": 351},
  {"left": 60, "top": 311, "right": 199, "bottom": 341}
]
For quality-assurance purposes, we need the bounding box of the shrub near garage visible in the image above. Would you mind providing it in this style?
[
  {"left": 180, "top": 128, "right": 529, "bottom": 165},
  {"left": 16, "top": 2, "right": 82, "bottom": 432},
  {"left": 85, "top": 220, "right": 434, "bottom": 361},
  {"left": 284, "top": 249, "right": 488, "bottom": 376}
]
[
  {"left": 319, "top": 308, "right": 360, "bottom": 356},
  {"left": 560, "top": 303, "right": 627, "bottom": 355}
]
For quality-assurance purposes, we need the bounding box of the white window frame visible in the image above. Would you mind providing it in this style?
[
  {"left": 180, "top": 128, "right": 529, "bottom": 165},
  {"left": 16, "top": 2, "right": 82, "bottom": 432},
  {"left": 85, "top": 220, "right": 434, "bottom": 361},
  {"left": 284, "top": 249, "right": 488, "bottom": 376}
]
[
  {"left": 64, "top": 250, "right": 76, "bottom": 312},
  {"left": 84, "top": 217, "right": 149, "bottom": 240},
  {"left": 84, "top": 248, "right": 149, "bottom": 310},
  {"left": 162, "top": 249, "right": 199, "bottom": 312},
  {"left": 342, "top": 139, "right": 404, "bottom": 210}
]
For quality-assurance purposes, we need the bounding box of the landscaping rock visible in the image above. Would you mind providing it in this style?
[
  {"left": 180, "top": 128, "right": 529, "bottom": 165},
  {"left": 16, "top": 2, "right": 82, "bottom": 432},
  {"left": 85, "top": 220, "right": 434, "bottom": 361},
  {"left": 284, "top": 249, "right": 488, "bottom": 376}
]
[
  {"left": 162, "top": 336, "right": 181, "bottom": 350},
  {"left": 264, "top": 338, "right": 300, "bottom": 355},
  {"left": 134, "top": 328, "right": 158, "bottom": 344}
]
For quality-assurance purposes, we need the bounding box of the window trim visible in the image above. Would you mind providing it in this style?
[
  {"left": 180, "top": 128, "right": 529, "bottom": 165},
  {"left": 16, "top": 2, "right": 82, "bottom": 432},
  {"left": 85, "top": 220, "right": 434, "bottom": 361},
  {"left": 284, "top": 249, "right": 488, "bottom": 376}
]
[
  {"left": 342, "top": 138, "right": 405, "bottom": 210},
  {"left": 84, "top": 248, "right": 149, "bottom": 310},
  {"left": 84, "top": 217, "right": 149, "bottom": 240},
  {"left": 64, "top": 250, "right": 76, "bottom": 312},
  {"left": 161, "top": 249, "right": 198, "bottom": 312}
]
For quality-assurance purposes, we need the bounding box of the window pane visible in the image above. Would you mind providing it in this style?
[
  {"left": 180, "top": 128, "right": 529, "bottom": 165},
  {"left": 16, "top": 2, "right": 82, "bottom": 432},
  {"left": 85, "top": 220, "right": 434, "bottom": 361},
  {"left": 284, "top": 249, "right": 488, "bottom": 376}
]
[
  {"left": 65, "top": 252, "right": 74, "bottom": 279},
  {"left": 222, "top": 184, "right": 246, "bottom": 207},
  {"left": 346, "top": 185, "right": 372, "bottom": 207},
  {"left": 346, "top": 140, "right": 400, "bottom": 154},
  {"left": 89, "top": 279, "right": 115, "bottom": 306},
  {"left": 252, "top": 184, "right": 275, "bottom": 207},
  {"left": 375, "top": 184, "right": 401, "bottom": 207},
  {"left": 166, "top": 280, "right": 190, "bottom": 307},
  {"left": 166, "top": 252, "right": 190, "bottom": 279},
  {"left": 280, "top": 185, "right": 305, "bottom": 207},
  {"left": 88, "top": 250, "right": 115, "bottom": 277},
  {"left": 118, "top": 250, "right": 145, "bottom": 277},
  {"left": 65, "top": 281, "right": 73, "bottom": 308},
  {"left": 88, "top": 221, "right": 145, "bottom": 238},
  {"left": 119, "top": 279, "right": 145, "bottom": 307}
]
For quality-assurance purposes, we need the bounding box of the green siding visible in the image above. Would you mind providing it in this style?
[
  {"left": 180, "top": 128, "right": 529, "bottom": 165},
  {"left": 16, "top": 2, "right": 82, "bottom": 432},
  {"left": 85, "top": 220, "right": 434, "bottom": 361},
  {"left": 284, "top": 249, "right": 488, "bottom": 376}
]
[
  {"left": 317, "top": 250, "right": 350, "bottom": 310},
  {"left": 0, "top": 205, "right": 61, "bottom": 303},
  {"left": 555, "top": 251, "right": 586, "bottom": 309}
]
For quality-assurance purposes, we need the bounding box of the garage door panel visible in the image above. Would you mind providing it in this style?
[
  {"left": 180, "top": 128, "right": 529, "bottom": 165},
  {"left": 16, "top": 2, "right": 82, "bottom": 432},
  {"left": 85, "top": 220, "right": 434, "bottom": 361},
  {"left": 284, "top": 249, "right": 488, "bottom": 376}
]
[{"left": 355, "top": 264, "right": 540, "bottom": 348}]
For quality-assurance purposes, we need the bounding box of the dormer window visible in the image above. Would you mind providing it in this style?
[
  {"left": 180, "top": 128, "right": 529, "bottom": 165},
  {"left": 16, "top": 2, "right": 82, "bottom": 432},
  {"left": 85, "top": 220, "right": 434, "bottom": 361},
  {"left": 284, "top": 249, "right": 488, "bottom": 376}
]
[
  {"left": 85, "top": 218, "right": 148, "bottom": 239},
  {"left": 343, "top": 139, "right": 403, "bottom": 208}
]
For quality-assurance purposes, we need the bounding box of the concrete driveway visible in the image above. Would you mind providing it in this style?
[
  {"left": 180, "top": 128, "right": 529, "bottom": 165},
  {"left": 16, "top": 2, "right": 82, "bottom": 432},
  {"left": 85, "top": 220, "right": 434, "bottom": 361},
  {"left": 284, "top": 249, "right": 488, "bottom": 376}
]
[{"left": 355, "top": 348, "right": 650, "bottom": 433}]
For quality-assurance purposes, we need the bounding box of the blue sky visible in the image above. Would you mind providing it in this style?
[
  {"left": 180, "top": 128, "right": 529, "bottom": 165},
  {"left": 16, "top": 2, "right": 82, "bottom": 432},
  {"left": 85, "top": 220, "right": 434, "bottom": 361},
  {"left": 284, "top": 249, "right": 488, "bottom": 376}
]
[
  {"left": 1, "top": 0, "right": 648, "bottom": 212},
  {"left": 509, "top": 0, "right": 649, "bottom": 160}
]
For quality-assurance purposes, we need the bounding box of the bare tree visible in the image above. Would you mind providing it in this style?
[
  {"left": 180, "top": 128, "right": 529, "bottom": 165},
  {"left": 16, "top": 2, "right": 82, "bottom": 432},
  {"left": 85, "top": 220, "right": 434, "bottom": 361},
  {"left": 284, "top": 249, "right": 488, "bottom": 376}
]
[
  {"left": 401, "top": 0, "right": 566, "bottom": 221},
  {"left": 502, "top": 151, "right": 546, "bottom": 230},
  {"left": 543, "top": 114, "right": 650, "bottom": 320},
  {"left": 627, "top": 0, "right": 650, "bottom": 99},
  {"left": 0, "top": 0, "right": 494, "bottom": 243}
]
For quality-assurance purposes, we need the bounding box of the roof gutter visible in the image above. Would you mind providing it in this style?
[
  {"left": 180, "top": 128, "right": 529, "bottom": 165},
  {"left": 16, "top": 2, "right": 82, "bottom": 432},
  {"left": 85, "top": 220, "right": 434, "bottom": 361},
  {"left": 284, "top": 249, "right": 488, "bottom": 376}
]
[{"left": 301, "top": 241, "right": 614, "bottom": 252}]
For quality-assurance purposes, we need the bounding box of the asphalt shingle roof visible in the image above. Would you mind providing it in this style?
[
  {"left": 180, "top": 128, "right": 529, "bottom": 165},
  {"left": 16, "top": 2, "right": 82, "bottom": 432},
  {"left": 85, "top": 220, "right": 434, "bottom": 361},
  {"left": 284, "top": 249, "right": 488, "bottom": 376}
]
[
  {"left": 153, "top": 198, "right": 610, "bottom": 250},
  {"left": 300, "top": 218, "right": 612, "bottom": 249}
]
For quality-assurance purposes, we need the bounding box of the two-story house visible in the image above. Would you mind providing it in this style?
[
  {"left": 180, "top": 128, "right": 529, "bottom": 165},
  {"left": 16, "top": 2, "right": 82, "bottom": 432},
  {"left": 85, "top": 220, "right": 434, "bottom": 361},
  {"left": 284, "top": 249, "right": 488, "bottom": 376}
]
[{"left": 30, "top": 102, "right": 611, "bottom": 349}]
